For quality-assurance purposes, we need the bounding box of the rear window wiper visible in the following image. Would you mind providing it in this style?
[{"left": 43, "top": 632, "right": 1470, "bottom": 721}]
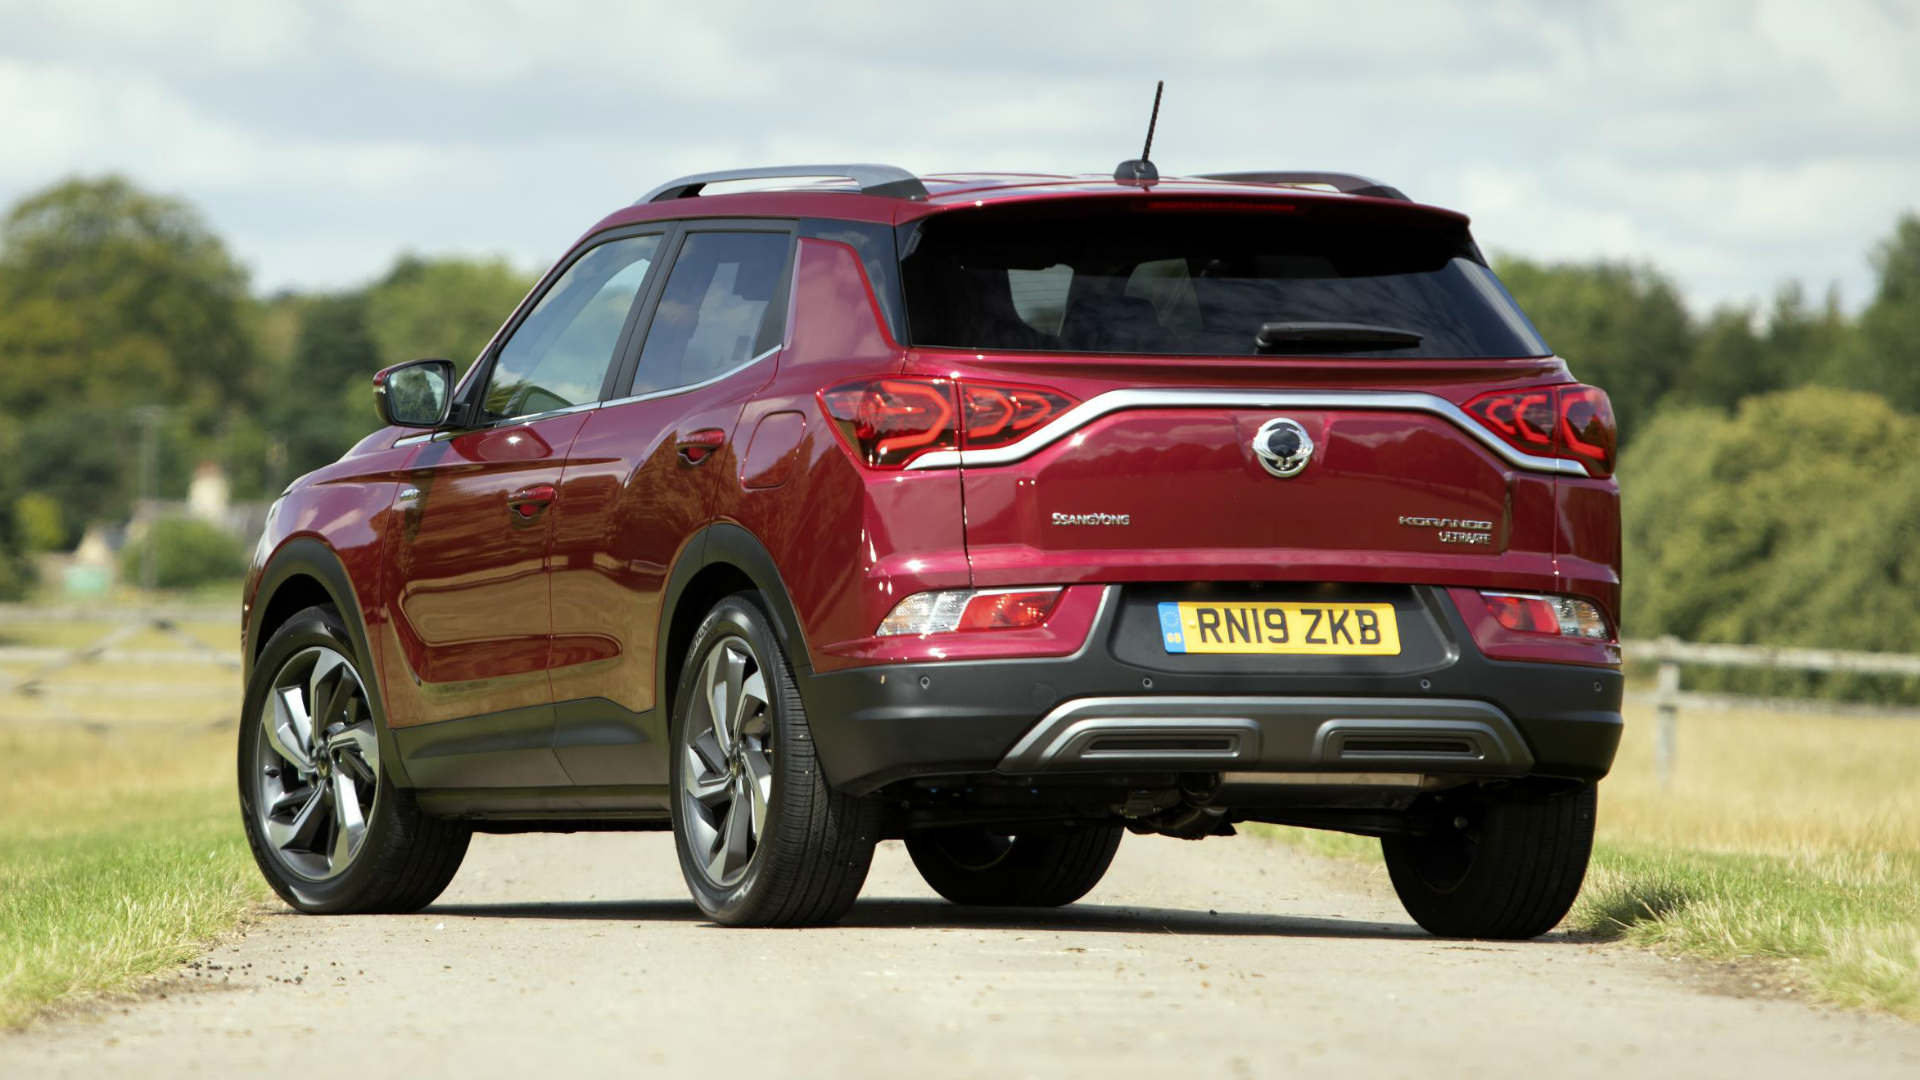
[{"left": 1255, "top": 321, "right": 1424, "bottom": 352}]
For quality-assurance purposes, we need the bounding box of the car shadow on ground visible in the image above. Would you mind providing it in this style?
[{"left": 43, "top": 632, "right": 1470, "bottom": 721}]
[{"left": 419, "top": 897, "right": 1434, "bottom": 940}]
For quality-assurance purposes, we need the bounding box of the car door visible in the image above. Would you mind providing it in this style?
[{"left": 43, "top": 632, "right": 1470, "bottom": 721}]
[
  {"left": 545, "top": 224, "right": 795, "bottom": 785},
  {"left": 380, "top": 230, "right": 667, "bottom": 787}
]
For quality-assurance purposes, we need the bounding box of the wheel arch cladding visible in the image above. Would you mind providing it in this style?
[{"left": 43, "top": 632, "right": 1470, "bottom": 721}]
[
  {"left": 658, "top": 523, "right": 814, "bottom": 723},
  {"left": 249, "top": 536, "right": 414, "bottom": 787}
]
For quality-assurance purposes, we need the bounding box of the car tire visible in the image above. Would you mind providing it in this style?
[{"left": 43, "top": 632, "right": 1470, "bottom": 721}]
[
  {"left": 669, "top": 593, "right": 881, "bottom": 927},
  {"left": 1380, "top": 783, "right": 1597, "bottom": 939},
  {"left": 238, "top": 605, "right": 470, "bottom": 914},
  {"left": 904, "top": 824, "right": 1123, "bottom": 907}
]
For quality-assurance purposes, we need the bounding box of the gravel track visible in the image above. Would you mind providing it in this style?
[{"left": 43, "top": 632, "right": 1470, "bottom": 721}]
[{"left": 5, "top": 831, "right": 1917, "bottom": 1078}]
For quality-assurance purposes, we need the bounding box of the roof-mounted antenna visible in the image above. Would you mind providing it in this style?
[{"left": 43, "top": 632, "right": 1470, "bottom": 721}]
[{"left": 1114, "top": 81, "right": 1164, "bottom": 183}]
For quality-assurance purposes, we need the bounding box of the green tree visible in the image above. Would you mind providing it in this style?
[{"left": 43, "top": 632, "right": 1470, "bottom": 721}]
[
  {"left": 1826, "top": 214, "right": 1920, "bottom": 410},
  {"left": 1623, "top": 387, "right": 1920, "bottom": 700},
  {"left": 259, "top": 256, "right": 532, "bottom": 484},
  {"left": 1676, "top": 307, "right": 1767, "bottom": 409},
  {"left": 0, "top": 176, "right": 258, "bottom": 527},
  {"left": 365, "top": 254, "right": 528, "bottom": 377},
  {"left": 1494, "top": 258, "right": 1695, "bottom": 444},
  {"left": 0, "top": 425, "right": 31, "bottom": 599},
  {"left": 271, "top": 292, "right": 383, "bottom": 481}
]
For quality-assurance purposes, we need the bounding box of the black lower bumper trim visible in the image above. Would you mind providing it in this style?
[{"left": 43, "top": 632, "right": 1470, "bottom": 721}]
[{"left": 797, "top": 585, "right": 1622, "bottom": 796}]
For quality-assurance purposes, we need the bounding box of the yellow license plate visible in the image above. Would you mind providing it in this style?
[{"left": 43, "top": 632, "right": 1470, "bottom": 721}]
[{"left": 1156, "top": 601, "right": 1400, "bottom": 655}]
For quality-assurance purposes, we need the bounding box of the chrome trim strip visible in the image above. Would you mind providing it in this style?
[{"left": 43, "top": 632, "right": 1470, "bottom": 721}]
[
  {"left": 387, "top": 347, "right": 782, "bottom": 448},
  {"left": 904, "top": 388, "right": 1585, "bottom": 477},
  {"left": 600, "top": 346, "right": 779, "bottom": 409},
  {"left": 996, "top": 694, "right": 1531, "bottom": 773}
]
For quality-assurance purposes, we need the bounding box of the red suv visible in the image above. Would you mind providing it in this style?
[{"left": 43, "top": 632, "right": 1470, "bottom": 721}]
[{"left": 238, "top": 163, "right": 1620, "bottom": 937}]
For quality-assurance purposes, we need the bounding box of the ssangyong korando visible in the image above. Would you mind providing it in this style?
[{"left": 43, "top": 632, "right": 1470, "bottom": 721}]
[{"left": 239, "top": 162, "right": 1620, "bottom": 936}]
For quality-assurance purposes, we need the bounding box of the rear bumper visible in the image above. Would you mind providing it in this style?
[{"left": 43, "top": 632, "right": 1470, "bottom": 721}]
[{"left": 799, "top": 586, "right": 1622, "bottom": 796}]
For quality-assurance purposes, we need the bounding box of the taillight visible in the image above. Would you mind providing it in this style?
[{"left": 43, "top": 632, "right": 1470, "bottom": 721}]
[
  {"left": 1462, "top": 383, "right": 1616, "bottom": 477},
  {"left": 959, "top": 383, "right": 1074, "bottom": 450},
  {"left": 820, "top": 377, "right": 1076, "bottom": 469},
  {"left": 876, "top": 588, "right": 1064, "bottom": 636},
  {"left": 1480, "top": 591, "right": 1612, "bottom": 640},
  {"left": 821, "top": 378, "right": 957, "bottom": 469}
]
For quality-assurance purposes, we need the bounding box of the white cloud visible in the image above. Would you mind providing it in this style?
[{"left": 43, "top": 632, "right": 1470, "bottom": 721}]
[{"left": 0, "top": 0, "right": 1912, "bottom": 312}]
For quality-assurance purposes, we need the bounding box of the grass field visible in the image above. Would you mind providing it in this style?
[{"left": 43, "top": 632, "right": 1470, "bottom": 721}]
[
  {"left": 0, "top": 608, "right": 263, "bottom": 1029},
  {"left": 1266, "top": 702, "right": 1920, "bottom": 1019},
  {"left": 0, "top": 724, "right": 263, "bottom": 1029}
]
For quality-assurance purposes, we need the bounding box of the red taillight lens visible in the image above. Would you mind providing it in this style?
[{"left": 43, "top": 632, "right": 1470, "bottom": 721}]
[
  {"left": 1462, "top": 383, "right": 1616, "bottom": 477},
  {"left": 821, "top": 377, "right": 1076, "bottom": 469},
  {"left": 955, "top": 589, "right": 1062, "bottom": 631},
  {"left": 959, "top": 383, "right": 1075, "bottom": 449},
  {"left": 821, "top": 378, "right": 957, "bottom": 468},
  {"left": 1480, "top": 591, "right": 1613, "bottom": 640},
  {"left": 1557, "top": 386, "right": 1616, "bottom": 474},
  {"left": 1482, "top": 592, "right": 1562, "bottom": 634}
]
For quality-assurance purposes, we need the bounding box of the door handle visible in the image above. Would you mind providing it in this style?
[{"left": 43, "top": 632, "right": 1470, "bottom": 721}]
[
  {"left": 677, "top": 428, "right": 727, "bottom": 466},
  {"left": 506, "top": 483, "right": 557, "bottom": 519}
]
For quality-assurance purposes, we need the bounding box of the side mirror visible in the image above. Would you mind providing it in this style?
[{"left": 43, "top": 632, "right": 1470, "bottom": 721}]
[{"left": 373, "top": 358, "right": 455, "bottom": 429}]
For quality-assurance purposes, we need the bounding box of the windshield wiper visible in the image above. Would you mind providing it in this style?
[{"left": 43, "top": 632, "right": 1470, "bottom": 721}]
[{"left": 1255, "top": 321, "right": 1424, "bottom": 353}]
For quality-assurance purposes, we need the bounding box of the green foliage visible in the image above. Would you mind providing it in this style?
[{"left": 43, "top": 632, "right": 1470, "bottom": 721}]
[
  {"left": 1823, "top": 214, "right": 1920, "bottom": 411},
  {"left": 0, "top": 427, "right": 30, "bottom": 600},
  {"left": 12, "top": 493, "right": 63, "bottom": 553},
  {"left": 0, "top": 176, "right": 256, "bottom": 421},
  {"left": 118, "top": 517, "right": 246, "bottom": 590},
  {"left": 0, "top": 176, "right": 258, "bottom": 528},
  {"left": 256, "top": 256, "right": 531, "bottom": 483},
  {"left": 1622, "top": 387, "right": 1920, "bottom": 700},
  {"left": 268, "top": 292, "right": 382, "bottom": 480},
  {"left": 1493, "top": 258, "right": 1694, "bottom": 441},
  {"left": 366, "top": 254, "right": 527, "bottom": 374}
]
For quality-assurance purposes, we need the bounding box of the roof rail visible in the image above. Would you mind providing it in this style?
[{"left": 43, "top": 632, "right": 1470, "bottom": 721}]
[
  {"left": 638, "top": 164, "right": 928, "bottom": 204},
  {"left": 1196, "top": 171, "right": 1409, "bottom": 202}
]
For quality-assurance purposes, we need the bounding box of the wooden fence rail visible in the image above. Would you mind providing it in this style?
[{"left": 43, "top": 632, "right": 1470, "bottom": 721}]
[{"left": 1622, "top": 636, "right": 1920, "bottom": 785}]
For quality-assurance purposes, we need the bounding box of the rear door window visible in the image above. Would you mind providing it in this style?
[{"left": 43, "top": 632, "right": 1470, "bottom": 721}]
[
  {"left": 900, "top": 206, "right": 1549, "bottom": 358},
  {"left": 630, "top": 231, "right": 792, "bottom": 394}
]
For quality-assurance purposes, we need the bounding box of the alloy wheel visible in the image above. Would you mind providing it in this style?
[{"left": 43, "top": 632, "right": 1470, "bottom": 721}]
[
  {"left": 679, "top": 636, "right": 774, "bottom": 888},
  {"left": 252, "top": 645, "right": 380, "bottom": 881}
]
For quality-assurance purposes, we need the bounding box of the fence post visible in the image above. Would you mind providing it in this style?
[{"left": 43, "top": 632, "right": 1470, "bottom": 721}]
[{"left": 1654, "top": 637, "right": 1681, "bottom": 789}]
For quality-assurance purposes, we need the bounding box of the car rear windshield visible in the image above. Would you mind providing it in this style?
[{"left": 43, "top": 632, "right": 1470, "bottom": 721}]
[{"left": 899, "top": 205, "right": 1550, "bottom": 358}]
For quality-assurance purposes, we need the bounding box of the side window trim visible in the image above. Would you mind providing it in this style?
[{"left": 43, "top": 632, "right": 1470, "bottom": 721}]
[
  {"left": 448, "top": 222, "right": 676, "bottom": 430},
  {"left": 608, "top": 219, "right": 796, "bottom": 399}
]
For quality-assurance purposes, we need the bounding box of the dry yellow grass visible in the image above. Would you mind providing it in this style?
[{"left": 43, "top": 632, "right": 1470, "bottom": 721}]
[{"left": 1604, "top": 700, "right": 1920, "bottom": 855}]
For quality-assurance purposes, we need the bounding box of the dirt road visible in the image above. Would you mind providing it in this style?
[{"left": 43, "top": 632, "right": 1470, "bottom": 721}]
[{"left": 5, "top": 832, "right": 1916, "bottom": 1078}]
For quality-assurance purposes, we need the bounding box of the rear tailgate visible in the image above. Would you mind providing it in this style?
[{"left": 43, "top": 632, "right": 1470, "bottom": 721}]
[{"left": 893, "top": 193, "right": 1573, "bottom": 596}]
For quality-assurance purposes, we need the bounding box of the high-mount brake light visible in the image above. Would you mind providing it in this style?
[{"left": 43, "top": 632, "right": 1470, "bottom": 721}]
[
  {"left": 1462, "top": 383, "right": 1616, "bottom": 477},
  {"left": 820, "top": 378, "right": 1076, "bottom": 469}
]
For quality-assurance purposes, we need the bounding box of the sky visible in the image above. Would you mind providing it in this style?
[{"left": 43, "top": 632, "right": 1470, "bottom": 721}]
[{"left": 1, "top": 0, "right": 1914, "bottom": 315}]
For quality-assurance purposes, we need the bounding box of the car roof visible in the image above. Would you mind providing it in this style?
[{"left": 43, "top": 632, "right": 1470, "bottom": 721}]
[{"left": 585, "top": 170, "right": 1468, "bottom": 238}]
